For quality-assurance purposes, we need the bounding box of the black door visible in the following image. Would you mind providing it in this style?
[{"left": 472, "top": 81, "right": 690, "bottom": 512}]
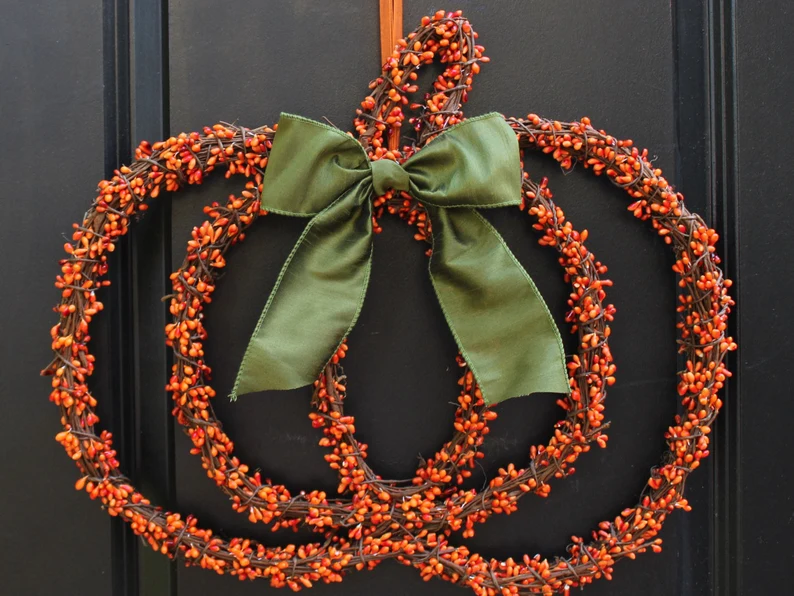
[{"left": 2, "top": 1, "right": 792, "bottom": 595}]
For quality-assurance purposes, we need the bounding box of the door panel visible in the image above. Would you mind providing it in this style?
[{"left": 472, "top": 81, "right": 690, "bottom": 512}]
[
  {"left": 3, "top": 1, "right": 792, "bottom": 595},
  {"left": 0, "top": 1, "right": 112, "bottom": 595},
  {"left": 735, "top": 0, "right": 794, "bottom": 588}
]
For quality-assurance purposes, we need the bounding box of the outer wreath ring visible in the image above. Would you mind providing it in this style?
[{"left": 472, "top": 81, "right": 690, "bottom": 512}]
[{"left": 45, "top": 115, "right": 732, "bottom": 593}]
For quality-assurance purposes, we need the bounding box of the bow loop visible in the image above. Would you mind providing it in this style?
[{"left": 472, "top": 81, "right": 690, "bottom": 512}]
[
  {"left": 403, "top": 113, "right": 523, "bottom": 209},
  {"left": 232, "top": 112, "right": 569, "bottom": 405},
  {"left": 256, "top": 114, "right": 370, "bottom": 216},
  {"left": 230, "top": 115, "right": 375, "bottom": 397}
]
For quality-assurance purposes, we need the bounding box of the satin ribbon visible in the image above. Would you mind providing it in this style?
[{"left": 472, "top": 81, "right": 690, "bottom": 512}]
[{"left": 231, "top": 113, "right": 568, "bottom": 405}]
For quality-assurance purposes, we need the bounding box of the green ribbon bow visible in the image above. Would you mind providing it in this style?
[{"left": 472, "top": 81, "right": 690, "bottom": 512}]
[{"left": 231, "top": 112, "right": 568, "bottom": 405}]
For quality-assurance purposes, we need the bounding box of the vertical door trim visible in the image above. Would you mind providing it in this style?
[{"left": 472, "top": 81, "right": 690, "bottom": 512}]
[
  {"left": 672, "top": 2, "right": 714, "bottom": 592},
  {"left": 130, "top": 0, "right": 175, "bottom": 594},
  {"left": 104, "top": 0, "right": 174, "bottom": 594},
  {"left": 707, "top": 1, "right": 742, "bottom": 595},
  {"left": 103, "top": 1, "right": 138, "bottom": 595}
]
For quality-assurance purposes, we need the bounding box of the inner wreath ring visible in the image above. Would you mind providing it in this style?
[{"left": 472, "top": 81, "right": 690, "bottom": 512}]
[{"left": 167, "top": 149, "right": 613, "bottom": 536}]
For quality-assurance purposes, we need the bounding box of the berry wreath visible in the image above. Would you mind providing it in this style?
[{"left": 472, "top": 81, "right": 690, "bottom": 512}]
[{"left": 44, "top": 10, "right": 734, "bottom": 595}]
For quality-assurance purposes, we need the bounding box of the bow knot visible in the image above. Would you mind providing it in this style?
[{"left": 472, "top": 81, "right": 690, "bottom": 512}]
[
  {"left": 231, "top": 112, "right": 569, "bottom": 405},
  {"left": 371, "top": 158, "right": 410, "bottom": 195}
]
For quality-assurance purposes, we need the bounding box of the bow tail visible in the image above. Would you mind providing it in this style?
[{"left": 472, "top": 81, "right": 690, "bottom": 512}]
[
  {"left": 231, "top": 180, "right": 374, "bottom": 398},
  {"left": 425, "top": 206, "right": 570, "bottom": 405}
]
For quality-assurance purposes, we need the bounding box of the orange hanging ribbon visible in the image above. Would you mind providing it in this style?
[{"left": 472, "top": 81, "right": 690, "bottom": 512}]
[{"left": 379, "top": 0, "right": 403, "bottom": 151}]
